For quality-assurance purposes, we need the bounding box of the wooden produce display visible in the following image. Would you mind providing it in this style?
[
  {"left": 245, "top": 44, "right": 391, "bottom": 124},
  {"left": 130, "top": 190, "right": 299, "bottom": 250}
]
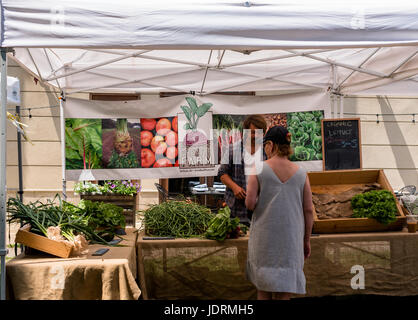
[
  {"left": 308, "top": 169, "right": 406, "bottom": 233},
  {"left": 80, "top": 194, "right": 137, "bottom": 227},
  {"left": 15, "top": 224, "right": 73, "bottom": 258}
]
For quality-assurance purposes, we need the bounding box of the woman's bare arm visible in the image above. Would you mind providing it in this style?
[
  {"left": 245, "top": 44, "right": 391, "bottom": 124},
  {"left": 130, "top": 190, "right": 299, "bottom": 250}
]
[
  {"left": 302, "top": 176, "right": 314, "bottom": 258},
  {"left": 245, "top": 174, "right": 259, "bottom": 211}
]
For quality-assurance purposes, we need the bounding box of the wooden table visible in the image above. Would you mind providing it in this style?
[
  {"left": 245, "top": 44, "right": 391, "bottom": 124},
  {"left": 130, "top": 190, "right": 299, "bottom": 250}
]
[
  {"left": 137, "top": 230, "right": 418, "bottom": 299},
  {"left": 6, "top": 227, "right": 141, "bottom": 300}
]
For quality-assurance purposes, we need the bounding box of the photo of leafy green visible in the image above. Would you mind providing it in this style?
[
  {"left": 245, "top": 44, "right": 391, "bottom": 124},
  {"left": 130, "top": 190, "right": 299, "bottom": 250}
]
[
  {"left": 65, "top": 118, "right": 103, "bottom": 170},
  {"left": 351, "top": 190, "right": 398, "bottom": 225},
  {"left": 213, "top": 114, "right": 245, "bottom": 132},
  {"left": 286, "top": 110, "right": 324, "bottom": 161}
]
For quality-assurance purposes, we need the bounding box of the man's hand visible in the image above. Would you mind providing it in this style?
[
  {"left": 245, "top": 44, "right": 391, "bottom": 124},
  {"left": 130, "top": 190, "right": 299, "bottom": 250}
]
[{"left": 233, "top": 185, "right": 246, "bottom": 200}]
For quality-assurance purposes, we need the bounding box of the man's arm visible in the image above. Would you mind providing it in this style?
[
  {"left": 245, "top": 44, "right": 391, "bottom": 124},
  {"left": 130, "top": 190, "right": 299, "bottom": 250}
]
[{"left": 220, "top": 172, "right": 246, "bottom": 200}]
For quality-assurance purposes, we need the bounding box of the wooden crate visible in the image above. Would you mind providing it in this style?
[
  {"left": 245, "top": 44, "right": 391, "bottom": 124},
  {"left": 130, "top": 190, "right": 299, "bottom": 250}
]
[
  {"left": 308, "top": 169, "right": 406, "bottom": 233},
  {"left": 15, "top": 225, "right": 73, "bottom": 258},
  {"left": 80, "top": 194, "right": 137, "bottom": 227}
]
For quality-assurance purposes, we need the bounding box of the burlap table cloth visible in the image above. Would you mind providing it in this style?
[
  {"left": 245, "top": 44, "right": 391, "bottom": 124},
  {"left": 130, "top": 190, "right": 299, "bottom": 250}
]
[
  {"left": 137, "top": 230, "right": 418, "bottom": 299},
  {"left": 6, "top": 227, "right": 141, "bottom": 300}
]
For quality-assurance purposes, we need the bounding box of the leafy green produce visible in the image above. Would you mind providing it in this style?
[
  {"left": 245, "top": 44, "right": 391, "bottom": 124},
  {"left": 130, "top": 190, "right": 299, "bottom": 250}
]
[
  {"left": 204, "top": 206, "right": 240, "bottom": 241},
  {"left": 7, "top": 195, "right": 111, "bottom": 245},
  {"left": 65, "top": 118, "right": 103, "bottom": 169},
  {"left": 143, "top": 199, "right": 212, "bottom": 238},
  {"left": 72, "top": 199, "right": 126, "bottom": 232},
  {"left": 286, "top": 111, "right": 324, "bottom": 161},
  {"left": 351, "top": 190, "right": 398, "bottom": 225}
]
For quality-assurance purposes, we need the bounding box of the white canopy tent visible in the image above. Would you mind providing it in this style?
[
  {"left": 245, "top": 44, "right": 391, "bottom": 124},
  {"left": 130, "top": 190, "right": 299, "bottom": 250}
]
[{"left": 1, "top": 0, "right": 418, "bottom": 300}]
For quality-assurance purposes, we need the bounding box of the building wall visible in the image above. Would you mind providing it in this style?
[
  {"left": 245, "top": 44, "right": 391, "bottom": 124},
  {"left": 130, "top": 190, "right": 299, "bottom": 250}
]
[{"left": 344, "top": 96, "right": 418, "bottom": 190}]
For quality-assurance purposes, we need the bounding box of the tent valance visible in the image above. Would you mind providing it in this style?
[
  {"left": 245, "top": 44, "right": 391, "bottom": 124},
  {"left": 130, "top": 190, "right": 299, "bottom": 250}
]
[{"left": 3, "top": 1, "right": 418, "bottom": 49}]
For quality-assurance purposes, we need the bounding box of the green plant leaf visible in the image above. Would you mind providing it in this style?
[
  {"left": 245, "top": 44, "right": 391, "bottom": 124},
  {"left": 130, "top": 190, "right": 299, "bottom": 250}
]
[
  {"left": 184, "top": 123, "right": 191, "bottom": 130},
  {"left": 196, "top": 103, "right": 212, "bottom": 118},
  {"left": 185, "top": 97, "right": 198, "bottom": 113},
  {"left": 181, "top": 105, "right": 193, "bottom": 123}
]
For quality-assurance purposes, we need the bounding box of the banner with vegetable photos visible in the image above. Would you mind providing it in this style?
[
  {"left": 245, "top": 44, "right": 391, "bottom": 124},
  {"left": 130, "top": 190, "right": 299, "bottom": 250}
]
[
  {"left": 213, "top": 110, "right": 324, "bottom": 163},
  {"left": 64, "top": 94, "right": 327, "bottom": 181},
  {"left": 65, "top": 98, "right": 217, "bottom": 181}
]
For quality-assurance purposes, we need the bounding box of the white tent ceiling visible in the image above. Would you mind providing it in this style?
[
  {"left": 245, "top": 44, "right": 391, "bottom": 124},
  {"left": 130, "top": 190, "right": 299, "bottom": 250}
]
[{"left": 8, "top": 46, "right": 418, "bottom": 96}]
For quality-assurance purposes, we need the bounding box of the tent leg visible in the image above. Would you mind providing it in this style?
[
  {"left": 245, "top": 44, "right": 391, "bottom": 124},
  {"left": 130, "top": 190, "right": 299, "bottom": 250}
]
[
  {"left": 16, "top": 106, "right": 23, "bottom": 202},
  {"left": 60, "top": 93, "right": 67, "bottom": 201},
  {"left": 0, "top": 48, "right": 8, "bottom": 300}
]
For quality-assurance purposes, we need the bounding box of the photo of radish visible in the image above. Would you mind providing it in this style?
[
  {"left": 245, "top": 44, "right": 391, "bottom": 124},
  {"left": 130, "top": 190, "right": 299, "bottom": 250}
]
[
  {"left": 178, "top": 97, "right": 214, "bottom": 169},
  {"left": 140, "top": 116, "right": 179, "bottom": 168},
  {"left": 180, "top": 97, "right": 212, "bottom": 147}
]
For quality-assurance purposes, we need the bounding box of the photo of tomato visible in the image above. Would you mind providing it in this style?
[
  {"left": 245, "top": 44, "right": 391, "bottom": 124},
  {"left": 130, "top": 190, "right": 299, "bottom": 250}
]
[
  {"left": 140, "top": 116, "right": 179, "bottom": 168},
  {"left": 141, "top": 148, "right": 155, "bottom": 168},
  {"left": 153, "top": 158, "right": 173, "bottom": 168},
  {"left": 140, "top": 130, "right": 153, "bottom": 147},
  {"left": 156, "top": 118, "right": 172, "bottom": 136},
  {"left": 172, "top": 117, "right": 178, "bottom": 132},
  {"left": 165, "top": 130, "right": 178, "bottom": 146},
  {"left": 166, "top": 146, "right": 178, "bottom": 160},
  {"left": 141, "top": 118, "right": 156, "bottom": 131}
]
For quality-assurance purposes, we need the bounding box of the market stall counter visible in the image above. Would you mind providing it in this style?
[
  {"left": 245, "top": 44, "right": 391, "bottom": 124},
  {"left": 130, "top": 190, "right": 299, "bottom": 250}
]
[
  {"left": 6, "top": 227, "right": 141, "bottom": 300},
  {"left": 137, "top": 230, "right": 418, "bottom": 299}
]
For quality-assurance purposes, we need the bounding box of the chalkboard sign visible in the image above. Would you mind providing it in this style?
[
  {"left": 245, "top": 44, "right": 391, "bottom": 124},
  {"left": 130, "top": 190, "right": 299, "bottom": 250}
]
[{"left": 321, "top": 118, "right": 362, "bottom": 171}]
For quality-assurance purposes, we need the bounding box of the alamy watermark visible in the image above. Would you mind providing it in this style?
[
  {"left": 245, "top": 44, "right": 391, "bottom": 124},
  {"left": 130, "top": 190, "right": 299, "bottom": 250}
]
[{"left": 350, "top": 265, "right": 365, "bottom": 290}]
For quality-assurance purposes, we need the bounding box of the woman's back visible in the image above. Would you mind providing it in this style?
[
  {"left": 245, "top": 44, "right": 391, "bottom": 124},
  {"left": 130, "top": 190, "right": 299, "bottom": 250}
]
[
  {"left": 246, "top": 160, "right": 307, "bottom": 294},
  {"left": 265, "top": 157, "right": 299, "bottom": 183}
]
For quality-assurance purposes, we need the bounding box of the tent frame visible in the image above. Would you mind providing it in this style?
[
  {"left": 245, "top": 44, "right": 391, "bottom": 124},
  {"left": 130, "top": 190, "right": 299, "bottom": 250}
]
[
  {"left": 1, "top": 47, "right": 9, "bottom": 300},
  {"left": 26, "top": 47, "right": 418, "bottom": 98}
]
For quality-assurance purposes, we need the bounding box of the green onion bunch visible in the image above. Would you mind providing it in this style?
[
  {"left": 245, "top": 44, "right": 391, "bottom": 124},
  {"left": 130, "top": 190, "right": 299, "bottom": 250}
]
[{"left": 7, "top": 194, "right": 112, "bottom": 245}]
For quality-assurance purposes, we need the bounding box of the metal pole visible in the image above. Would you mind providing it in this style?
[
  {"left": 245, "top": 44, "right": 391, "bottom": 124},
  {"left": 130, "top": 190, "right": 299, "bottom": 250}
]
[
  {"left": 59, "top": 93, "right": 67, "bottom": 201},
  {"left": 16, "top": 106, "right": 23, "bottom": 202},
  {"left": 0, "top": 47, "right": 9, "bottom": 300}
]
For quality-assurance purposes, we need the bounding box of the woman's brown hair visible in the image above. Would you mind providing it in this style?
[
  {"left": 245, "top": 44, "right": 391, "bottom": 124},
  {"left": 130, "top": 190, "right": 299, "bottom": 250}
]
[{"left": 243, "top": 115, "right": 267, "bottom": 133}]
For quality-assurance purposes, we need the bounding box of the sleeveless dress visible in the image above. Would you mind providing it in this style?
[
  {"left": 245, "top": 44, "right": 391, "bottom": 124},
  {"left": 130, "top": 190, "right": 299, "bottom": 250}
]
[{"left": 246, "top": 161, "right": 307, "bottom": 294}]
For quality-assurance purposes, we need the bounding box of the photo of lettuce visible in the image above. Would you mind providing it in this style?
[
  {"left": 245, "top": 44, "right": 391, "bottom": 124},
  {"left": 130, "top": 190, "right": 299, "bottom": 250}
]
[
  {"left": 286, "top": 110, "right": 324, "bottom": 161},
  {"left": 65, "top": 119, "right": 103, "bottom": 170}
]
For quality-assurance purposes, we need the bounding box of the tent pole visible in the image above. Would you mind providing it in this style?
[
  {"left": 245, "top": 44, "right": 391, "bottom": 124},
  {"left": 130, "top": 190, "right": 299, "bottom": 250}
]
[
  {"left": 16, "top": 106, "right": 23, "bottom": 202},
  {"left": 59, "top": 92, "right": 67, "bottom": 201},
  {"left": 0, "top": 47, "right": 8, "bottom": 300}
]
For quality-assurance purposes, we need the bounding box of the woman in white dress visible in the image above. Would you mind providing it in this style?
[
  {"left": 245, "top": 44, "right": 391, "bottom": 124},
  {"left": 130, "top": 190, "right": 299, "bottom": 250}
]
[{"left": 245, "top": 125, "right": 314, "bottom": 300}]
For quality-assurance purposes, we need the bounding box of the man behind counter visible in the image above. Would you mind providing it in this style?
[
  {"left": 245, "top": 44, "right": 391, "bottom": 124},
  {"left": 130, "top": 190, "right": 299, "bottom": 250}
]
[{"left": 217, "top": 115, "right": 267, "bottom": 226}]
